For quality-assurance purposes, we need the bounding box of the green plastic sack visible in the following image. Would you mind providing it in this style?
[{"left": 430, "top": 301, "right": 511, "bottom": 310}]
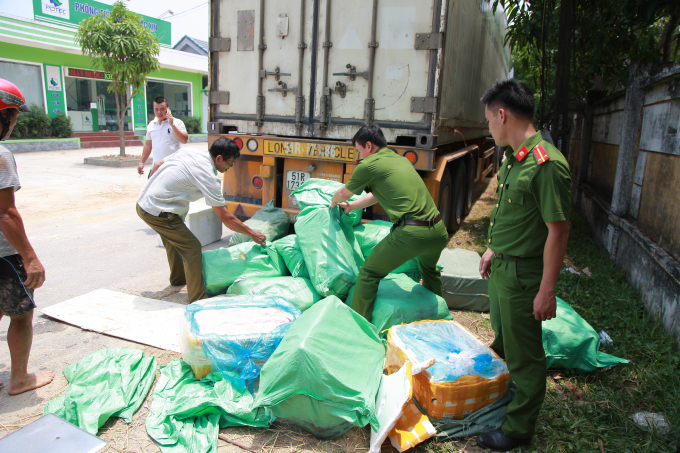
[
  {"left": 353, "top": 220, "right": 422, "bottom": 278},
  {"left": 347, "top": 273, "right": 453, "bottom": 336},
  {"left": 255, "top": 296, "right": 385, "bottom": 439},
  {"left": 44, "top": 348, "right": 156, "bottom": 435},
  {"left": 295, "top": 206, "right": 365, "bottom": 299},
  {"left": 229, "top": 200, "right": 290, "bottom": 246},
  {"left": 146, "top": 360, "right": 272, "bottom": 453},
  {"left": 543, "top": 298, "right": 629, "bottom": 371},
  {"left": 431, "top": 381, "right": 517, "bottom": 438},
  {"left": 272, "top": 234, "right": 309, "bottom": 278},
  {"left": 202, "top": 242, "right": 286, "bottom": 296},
  {"left": 226, "top": 276, "right": 322, "bottom": 312},
  {"left": 438, "top": 248, "right": 490, "bottom": 312},
  {"left": 290, "top": 178, "right": 366, "bottom": 226}
]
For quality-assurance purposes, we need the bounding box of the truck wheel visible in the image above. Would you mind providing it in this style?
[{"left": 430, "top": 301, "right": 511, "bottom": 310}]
[
  {"left": 464, "top": 158, "right": 476, "bottom": 216},
  {"left": 438, "top": 169, "right": 453, "bottom": 232},
  {"left": 450, "top": 163, "right": 466, "bottom": 231}
]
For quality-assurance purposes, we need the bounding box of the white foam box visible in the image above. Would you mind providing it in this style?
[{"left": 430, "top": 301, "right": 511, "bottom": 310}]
[{"left": 156, "top": 201, "right": 223, "bottom": 247}]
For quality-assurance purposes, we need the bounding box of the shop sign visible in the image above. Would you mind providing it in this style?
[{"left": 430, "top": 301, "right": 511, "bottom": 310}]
[
  {"left": 67, "top": 67, "right": 113, "bottom": 80},
  {"left": 43, "top": 65, "right": 66, "bottom": 118},
  {"left": 32, "top": 0, "right": 172, "bottom": 46}
]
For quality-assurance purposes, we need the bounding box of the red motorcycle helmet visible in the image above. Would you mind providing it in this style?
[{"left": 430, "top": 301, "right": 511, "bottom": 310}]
[{"left": 0, "top": 78, "right": 31, "bottom": 113}]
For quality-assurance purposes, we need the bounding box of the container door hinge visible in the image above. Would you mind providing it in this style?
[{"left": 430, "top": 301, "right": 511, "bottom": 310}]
[
  {"left": 411, "top": 97, "right": 438, "bottom": 113},
  {"left": 209, "top": 37, "right": 231, "bottom": 52},
  {"left": 364, "top": 98, "right": 375, "bottom": 125},
  {"left": 209, "top": 91, "right": 230, "bottom": 105},
  {"left": 414, "top": 33, "right": 443, "bottom": 50}
]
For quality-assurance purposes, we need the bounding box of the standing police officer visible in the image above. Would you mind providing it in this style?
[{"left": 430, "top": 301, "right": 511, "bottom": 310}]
[
  {"left": 476, "top": 80, "right": 571, "bottom": 450},
  {"left": 329, "top": 125, "right": 449, "bottom": 321}
]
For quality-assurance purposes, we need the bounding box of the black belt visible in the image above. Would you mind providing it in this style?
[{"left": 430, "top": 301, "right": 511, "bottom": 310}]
[
  {"left": 396, "top": 215, "right": 442, "bottom": 227},
  {"left": 493, "top": 252, "right": 543, "bottom": 260}
]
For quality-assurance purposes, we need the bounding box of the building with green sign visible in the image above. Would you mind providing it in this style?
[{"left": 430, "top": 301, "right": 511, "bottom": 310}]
[{"left": 0, "top": 1, "right": 208, "bottom": 134}]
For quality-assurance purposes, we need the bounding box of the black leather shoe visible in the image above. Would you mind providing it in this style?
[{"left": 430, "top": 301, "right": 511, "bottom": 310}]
[{"left": 476, "top": 427, "right": 531, "bottom": 451}]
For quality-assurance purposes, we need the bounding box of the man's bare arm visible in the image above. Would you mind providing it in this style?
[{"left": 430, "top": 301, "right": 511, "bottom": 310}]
[
  {"left": 138, "top": 140, "right": 152, "bottom": 175},
  {"left": 533, "top": 220, "right": 570, "bottom": 321},
  {"left": 171, "top": 124, "right": 189, "bottom": 144},
  {"left": 341, "top": 193, "right": 377, "bottom": 214},
  {"left": 212, "top": 206, "right": 266, "bottom": 245},
  {"left": 329, "top": 186, "right": 356, "bottom": 208},
  {"left": 0, "top": 188, "right": 45, "bottom": 289}
]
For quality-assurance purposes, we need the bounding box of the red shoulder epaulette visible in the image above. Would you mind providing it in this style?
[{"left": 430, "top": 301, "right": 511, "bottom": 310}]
[{"left": 533, "top": 144, "right": 550, "bottom": 165}]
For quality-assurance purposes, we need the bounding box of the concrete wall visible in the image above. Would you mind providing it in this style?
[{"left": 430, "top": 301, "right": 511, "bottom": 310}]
[{"left": 571, "top": 63, "right": 680, "bottom": 343}]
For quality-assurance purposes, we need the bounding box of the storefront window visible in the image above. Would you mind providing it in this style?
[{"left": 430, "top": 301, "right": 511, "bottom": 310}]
[
  {"left": 64, "top": 76, "right": 132, "bottom": 132},
  {"left": 146, "top": 80, "right": 191, "bottom": 118},
  {"left": 0, "top": 61, "right": 45, "bottom": 109}
]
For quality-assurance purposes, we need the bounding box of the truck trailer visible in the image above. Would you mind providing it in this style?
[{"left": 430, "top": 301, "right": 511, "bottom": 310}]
[{"left": 207, "top": 0, "right": 510, "bottom": 231}]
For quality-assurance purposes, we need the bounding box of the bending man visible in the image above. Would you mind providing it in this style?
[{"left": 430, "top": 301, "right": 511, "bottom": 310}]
[
  {"left": 329, "top": 125, "right": 448, "bottom": 320},
  {"left": 137, "top": 137, "right": 265, "bottom": 302}
]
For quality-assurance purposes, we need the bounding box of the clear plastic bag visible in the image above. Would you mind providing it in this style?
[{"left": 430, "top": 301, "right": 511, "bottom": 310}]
[{"left": 179, "top": 295, "right": 301, "bottom": 386}]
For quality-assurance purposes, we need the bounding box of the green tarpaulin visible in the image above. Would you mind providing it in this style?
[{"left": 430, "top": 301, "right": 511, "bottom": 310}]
[
  {"left": 226, "top": 276, "right": 322, "bottom": 312},
  {"left": 438, "top": 248, "right": 490, "bottom": 312},
  {"left": 229, "top": 200, "right": 290, "bottom": 246},
  {"left": 43, "top": 348, "right": 156, "bottom": 435},
  {"left": 272, "top": 234, "right": 310, "bottom": 279},
  {"left": 295, "top": 206, "right": 364, "bottom": 299},
  {"left": 289, "top": 178, "right": 365, "bottom": 226},
  {"left": 543, "top": 298, "right": 629, "bottom": 371},
  {"left": 146, "top": 360, "right": 272, "bottom": 453},
  {"left": 255, "top": 296, "right": 385, "bottom": 439},
  {"left": 347, "top": 273, "right": 452, "bottom": 336},
  {"left": 202, "top": 242, "right": 286, "bottom": 296}
]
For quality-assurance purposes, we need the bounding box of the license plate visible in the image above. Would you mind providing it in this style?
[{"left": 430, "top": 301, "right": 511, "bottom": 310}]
[
  {"left": 286, "top": 170, "right": 311, "bottom": 190},
  {"left": 264, "top": 139, "right": 355, "bottom": 162}
]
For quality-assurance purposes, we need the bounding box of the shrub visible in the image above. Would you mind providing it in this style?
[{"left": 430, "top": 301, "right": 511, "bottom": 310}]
[
  {"left": 11, "top": 103, "right": 50, "bottom": 139},
  {"left": 177, "top": 115, "right": 202, "bottom": 134},
  {"left": 50, "top": 114, "right": 74, "bottom": 138}
]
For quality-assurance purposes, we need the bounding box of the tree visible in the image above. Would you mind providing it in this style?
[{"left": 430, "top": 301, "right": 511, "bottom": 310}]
[
  {"left": 494, "top": 0, "right": 680, "bottom": 133},
  {"left": 76, "top": 1, "right": 161, "bottom": 156}
]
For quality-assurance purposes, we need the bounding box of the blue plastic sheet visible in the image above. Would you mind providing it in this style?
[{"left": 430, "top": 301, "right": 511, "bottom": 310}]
[
  {"left": 180, "top": 296, "right": 301, "bottom": 387},
  {"left": 391, "top": 321, "right": 508, "bottom": 382}
]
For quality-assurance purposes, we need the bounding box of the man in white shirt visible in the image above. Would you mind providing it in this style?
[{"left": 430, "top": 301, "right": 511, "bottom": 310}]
[
  {"left": 136, "top": 137, "right": 266, "bottom": 302},
  {"left": 138, "top": 97, "right": 188, "bottom": 176}
]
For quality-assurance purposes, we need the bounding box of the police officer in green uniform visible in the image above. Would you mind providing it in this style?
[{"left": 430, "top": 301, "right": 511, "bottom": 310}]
[
  {"left": 329, "top": 125, "right": 449, "bottom": 321},
  {"left": 476, "top": 80, "right": 571, "bottom": 451}
]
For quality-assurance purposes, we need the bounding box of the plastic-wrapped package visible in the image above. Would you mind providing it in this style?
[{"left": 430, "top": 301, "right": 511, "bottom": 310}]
[
  {"left": 543, "top": 298, "right": 628, "bottom": 371},
  {"left": 229, "top": 200, "right": 291, "bottom": 246},
  {"left": 295, "top": 206, "right": 364, "bottom": 299},
  {"left": 255, "top": 296, "right": 385, "bottom": 439},
  {"left": 290, "top": 178, "right": 365, "bottom": 226},
  {"left": 438, "top": 248, "right": 489, "bottom": 311},
  {"left": 347, "top": 273, "right": 452, "bottom": 335},
  {"left": 226, "top": 276, "right": 322, "bottom": 312},
  {"left": 202, "top": 242, "right": 287, "bottom": 296},
  {"left": 179, "top": 295, "right": 301, "bottom": 384},
  {"left": 385, "top": 320, "right": 511, "bottom": 420},
  {"left": 272, "top": 234, "right": 309, "bottom": 278}
]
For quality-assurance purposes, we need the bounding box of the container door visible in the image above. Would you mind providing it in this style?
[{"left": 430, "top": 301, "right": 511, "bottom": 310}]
[
  {"left": 216, "top": 0, "right": 315, "bottom": 119},
  {"left": 313, "top": 0, "right": 437, "bottom": 123}
]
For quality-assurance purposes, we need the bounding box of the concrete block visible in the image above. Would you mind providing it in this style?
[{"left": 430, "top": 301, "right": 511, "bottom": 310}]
[
  {"left": 185, "top": 201, "right": 222, "bottom": 246},
  {"left": 84, "top": 158, "right": 139, "bottom": 167},
  {"left": 4, "top": 139, "right": 80, "bottom": 152}
]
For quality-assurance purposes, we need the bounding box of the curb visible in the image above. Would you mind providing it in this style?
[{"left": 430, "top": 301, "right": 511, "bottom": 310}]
[
  {"left": 84, "top": 158, "right": 139, "bottom": 168},
  {"left": 4, "top": 139, "right": 80, "bottom": 152}
]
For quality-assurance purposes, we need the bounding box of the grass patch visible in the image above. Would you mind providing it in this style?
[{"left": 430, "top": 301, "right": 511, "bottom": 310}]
[{"left": 430, "top": 181, "right": 679, "bottom": 452}]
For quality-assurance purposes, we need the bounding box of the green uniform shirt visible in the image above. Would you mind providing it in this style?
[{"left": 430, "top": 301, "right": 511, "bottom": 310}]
[
  {"left": 345, "top": 147, "right": 439, "bottom": 223},
  {"left": 487, "top": 132, "right": 571, "bottom": 257}
]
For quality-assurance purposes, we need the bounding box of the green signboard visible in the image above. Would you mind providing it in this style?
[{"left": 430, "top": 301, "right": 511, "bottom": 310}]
[
  {"left": 33, "top": 0, "right": 172, "bottom": 46},
  {"left": 132, "top": 88, "right": 147, "bottom": 133},
  {"left": 43, "top": 64, "right": 66, "bottom": 118}
]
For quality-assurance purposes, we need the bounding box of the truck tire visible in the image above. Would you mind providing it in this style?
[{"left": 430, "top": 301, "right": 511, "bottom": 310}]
[
  {"left": 464, "top": 157, "right": 476, "bottom": 216},
  {"left": 438, "top": 163, "right": 466, "bottom": 233}
]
